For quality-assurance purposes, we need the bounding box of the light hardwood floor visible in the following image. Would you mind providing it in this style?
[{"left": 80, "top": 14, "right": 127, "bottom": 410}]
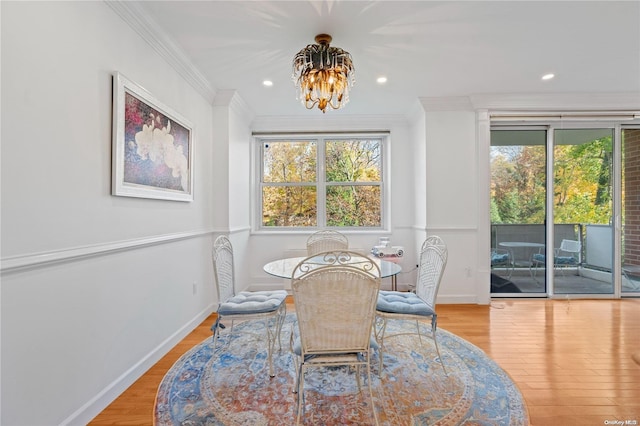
[{"left": 89, "top": 299, "right": 640, "bottom": 425}]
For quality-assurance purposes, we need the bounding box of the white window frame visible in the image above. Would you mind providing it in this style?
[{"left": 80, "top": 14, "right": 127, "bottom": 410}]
[{"left": 252, "top": 132, "right": 390, "bottom": 233}]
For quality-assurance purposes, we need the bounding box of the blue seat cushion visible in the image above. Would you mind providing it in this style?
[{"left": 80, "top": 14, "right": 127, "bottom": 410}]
[
  {"left": 555, "top": 256, "right": 577, "bottom": 265},
  {"left": 376, "top": 290, "right": 434, "bottom": 316},
  {"left": 218, "top": 290, "right": 287, "bottom": 315},
  {"left": 491, "top": 252, "right": 509, "bottom": 265},
  {"left": 533, "top": 253, "right": 546, "bottom": 263},
  {"left": 533, "top": 254, "right": 577, "bottom": 265}
]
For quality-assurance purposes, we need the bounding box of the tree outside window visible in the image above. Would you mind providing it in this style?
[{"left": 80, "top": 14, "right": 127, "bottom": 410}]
[
  {"left": 259, "top": 136, "right": 384, "bottom": 229},
  {"left": 491, "top": 136, "right": 613, "bottom": 225}
]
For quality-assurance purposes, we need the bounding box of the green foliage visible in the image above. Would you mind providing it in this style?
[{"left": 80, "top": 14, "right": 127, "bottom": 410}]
[
  {"left": 491, "top": 136, "right": 612, "bottom": 226},
  {"left": 325, "top": 140, "right": 381, "bottom": 182},
  {"left": 326, "top": 186, "right": 381, "bottom": 226},
  {"left": 262, "top": 139, "right": 382, "bottom": 227},
  {"left": 490, "top": 199, "right": 502, "bottom": 222}
]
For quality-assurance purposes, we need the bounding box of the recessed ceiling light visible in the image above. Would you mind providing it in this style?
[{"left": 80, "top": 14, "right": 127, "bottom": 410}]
[
  {"left": 377, "top": 76, "right": 388, "bottom": 84},
  {"left": 541, "top": 73, "right": 555, "bottom": 81},
  {"left": 263, "top": 80, "right": 273, "bottom": 87}
]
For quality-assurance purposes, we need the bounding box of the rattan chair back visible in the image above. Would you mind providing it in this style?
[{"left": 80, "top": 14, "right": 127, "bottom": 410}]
[
  {"left": 306, "top": 230, "right": 349, "bottom": 255},
  {"left": 291, "top": 250, "right": 380, "bottom": 425},
  {"left": 212, "top": 235, "right": 236, "bottom": 302},
  {"left": 415, "top": 235, "right": 448, "bottom": 309}
]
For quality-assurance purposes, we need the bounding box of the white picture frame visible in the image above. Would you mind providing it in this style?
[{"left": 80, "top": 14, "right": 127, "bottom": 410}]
[{"left": 112, "top": 72, "right": 194, "bottom": 202}]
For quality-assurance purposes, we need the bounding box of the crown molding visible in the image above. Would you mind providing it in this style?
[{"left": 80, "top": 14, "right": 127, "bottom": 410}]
[
  {"left": 419, "top": 93, "right": 640, "bottom": 113},
  {"left": 105, "top": 0, "right": 216, "bottom": 104},
  {"left": 251, "top": 114, "right": 409, "bottom": 132},
  {"left": 212, "top": 90, "right": 236, "bottom": 107},
  {"left": 419, "top": 96, "right": 473, "bottom": 111},
  {"left": 470, "top": 92, "right": 640, "bottom": 111},
  {"left": 213, "top": 90, "right": 256, "bottom": 123},
  {"left": 406, "top": 99, "right": 426, "bottom": 123}
]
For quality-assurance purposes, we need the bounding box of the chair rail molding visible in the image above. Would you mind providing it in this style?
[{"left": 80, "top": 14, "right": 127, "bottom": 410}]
[{"left": 1, "top": 229, "right": 218, "bottom": 273}]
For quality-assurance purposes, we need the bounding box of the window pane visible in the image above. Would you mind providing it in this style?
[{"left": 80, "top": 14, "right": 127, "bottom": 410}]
[
  {"left": 554, "top": 129, "right": 613, "bottom": 295},
  {"left": 326, "top": 185, "right": 381, "bottom": 226},
  {"left": 326, "top": 139, "right": 381, "bottom": 182},
  {"left": 262, "top": 186, "right": 316, "bottom": 226},
  {"left": 263, "top": 141, "right": 316, "bottom": 183},
  {"left": 491, "top": 130, "right": 546, "bottom": 294}
]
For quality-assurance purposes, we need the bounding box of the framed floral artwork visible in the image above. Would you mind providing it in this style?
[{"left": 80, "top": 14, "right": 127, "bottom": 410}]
[{"left": 112, "top": 72, "right": 194, "bottom": 201}]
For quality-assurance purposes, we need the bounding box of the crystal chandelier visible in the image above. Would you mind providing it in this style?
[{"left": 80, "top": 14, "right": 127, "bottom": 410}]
[{"left": 292, "top": 34, "right": 355, "bottom": 113}]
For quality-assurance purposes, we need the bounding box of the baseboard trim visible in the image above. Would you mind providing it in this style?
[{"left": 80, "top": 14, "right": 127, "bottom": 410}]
[{"left": 60, "top": 304, "right": 214, "bottom": 425}]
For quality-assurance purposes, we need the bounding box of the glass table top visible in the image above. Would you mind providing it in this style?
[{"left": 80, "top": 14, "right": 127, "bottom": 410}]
[{"left": 263, "top": 254, "right": 402, "bottom": 279}]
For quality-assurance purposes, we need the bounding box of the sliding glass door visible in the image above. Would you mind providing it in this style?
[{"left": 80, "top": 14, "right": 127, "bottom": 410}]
[{"left": 491, "top": 121, "right": 640, "bottom": 298}]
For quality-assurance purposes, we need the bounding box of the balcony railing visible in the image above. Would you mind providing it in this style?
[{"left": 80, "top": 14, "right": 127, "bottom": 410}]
[
  {"left": 492, "top": 223, "right": 582, "bottom": 266},
  {"left": 490, "top": 223, "right": 640, "bottom": 294}
]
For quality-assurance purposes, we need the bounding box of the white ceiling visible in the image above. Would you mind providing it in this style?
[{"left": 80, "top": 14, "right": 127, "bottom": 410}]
[{"left": 133, "top": 1, "right": 640, "bottom": 117}]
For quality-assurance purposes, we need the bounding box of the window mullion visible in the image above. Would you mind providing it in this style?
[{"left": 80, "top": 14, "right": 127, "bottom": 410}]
[{"left": 317, "top": 138, "right": 326, "bottom": 227}]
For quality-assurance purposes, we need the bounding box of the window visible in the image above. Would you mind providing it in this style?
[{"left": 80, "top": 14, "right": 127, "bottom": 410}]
[{"left": 255, "top": 134, "right": 387, "bottom": 230}]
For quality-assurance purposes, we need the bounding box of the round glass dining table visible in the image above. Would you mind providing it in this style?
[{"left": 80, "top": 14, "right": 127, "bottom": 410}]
[{"left": 263, "top": 254, "right": 402, "bottom": 290}]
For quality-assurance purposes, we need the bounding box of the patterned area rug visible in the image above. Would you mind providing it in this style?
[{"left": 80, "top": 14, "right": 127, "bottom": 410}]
[{"left": 155, "top": 314, "right": 529, "bottom": 425}]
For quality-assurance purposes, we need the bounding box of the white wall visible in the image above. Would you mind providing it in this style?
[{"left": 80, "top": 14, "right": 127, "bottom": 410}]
[
  {"left": 408, "top": 102, "right": 429, "bottom": 269},
  {"left": 421, "top": 106, "right": 489, "bottom": 304},
  {"left": 1, "top": 2, "right": 217, "bottom": 424},
  {"left": 409, "top": 103, "right": 428, "bottom": 233},
  {"left": 218, "top": 90, "right": 255, "bottom": 289}
]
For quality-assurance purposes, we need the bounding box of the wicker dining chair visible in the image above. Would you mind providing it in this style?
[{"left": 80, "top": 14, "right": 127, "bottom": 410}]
[
  {"left": 290, "top": 250, "right": 381, "bottom": 425},
  {"left": 211, "top": 235, "right": 287, "bottom": 377},
  {"left": 306, "top": 230, "right": 349, "bottom": 255},
  {"left": 374, "top": 235, "right": 448, "bottom": 375}
]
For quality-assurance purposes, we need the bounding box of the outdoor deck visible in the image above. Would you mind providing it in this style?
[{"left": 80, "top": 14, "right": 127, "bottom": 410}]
[{"left": 491, "top": 267, "right": 640, "bottom": 295}]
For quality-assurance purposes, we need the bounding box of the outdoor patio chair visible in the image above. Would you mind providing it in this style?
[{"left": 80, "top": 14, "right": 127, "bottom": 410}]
[
  {"left": 622, "top": 266, "right": 640, "bottom": 290},
  {"left": 306, "top": 230, "right": 349, "bottom": 255},
  {"left": 531, "top": 239, "right": 581, "bottom": 278},
  {"left": 211, "top": 235, "right": 287, "bottom": 377},
  {"left": 374, "top": 235, "right": 448, "bottom": 376},
  {"left": 290, "top": 250, "right": 381, "bottom": 425},
  {"left": 491, "top": 247, "right": 513, "bottom": 278}
]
